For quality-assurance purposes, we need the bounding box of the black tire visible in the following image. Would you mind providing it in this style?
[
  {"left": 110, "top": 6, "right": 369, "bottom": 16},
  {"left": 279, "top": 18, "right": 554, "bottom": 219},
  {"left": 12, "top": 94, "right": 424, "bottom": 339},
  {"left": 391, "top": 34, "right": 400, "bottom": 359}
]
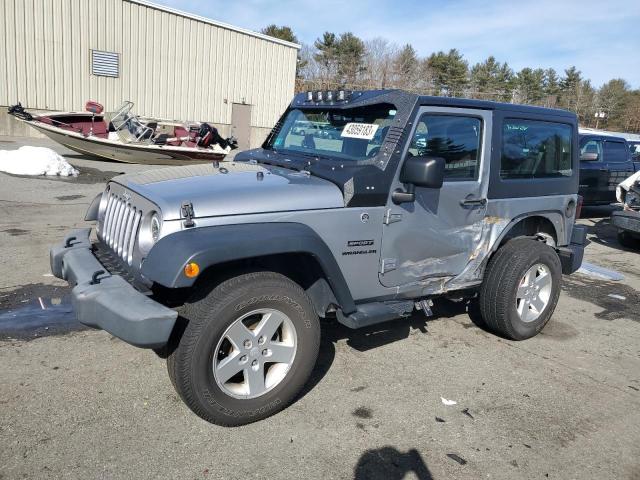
[
  {"left": 479, "top": 238, "right": 562, "bottom": 340},
  {"left": 617, "top": 230, "right": 640, "bottom": 249},
  {"left": 167, "top": 271, "right": 320, "bottom": 426}
]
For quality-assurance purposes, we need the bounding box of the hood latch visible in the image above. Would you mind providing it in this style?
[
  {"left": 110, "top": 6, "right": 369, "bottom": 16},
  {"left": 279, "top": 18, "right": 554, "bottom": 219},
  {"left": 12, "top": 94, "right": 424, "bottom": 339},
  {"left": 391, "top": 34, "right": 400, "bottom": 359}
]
[{"left": 181, "top": 201, "right": 195, "bottom": 228}]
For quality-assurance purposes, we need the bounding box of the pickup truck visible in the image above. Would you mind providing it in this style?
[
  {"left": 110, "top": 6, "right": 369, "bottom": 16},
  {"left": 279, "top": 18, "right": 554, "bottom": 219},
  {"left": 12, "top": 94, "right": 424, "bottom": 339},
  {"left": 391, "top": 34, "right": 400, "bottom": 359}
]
[{"left": 579, "top": 134, "right": 638, "bottom": 206}]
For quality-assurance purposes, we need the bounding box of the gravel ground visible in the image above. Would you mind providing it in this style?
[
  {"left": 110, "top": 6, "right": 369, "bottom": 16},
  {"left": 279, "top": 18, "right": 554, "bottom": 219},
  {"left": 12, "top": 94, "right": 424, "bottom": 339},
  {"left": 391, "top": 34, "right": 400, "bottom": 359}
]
[{"left": 1, "top": 136, "right": 639, "bottom": 480}]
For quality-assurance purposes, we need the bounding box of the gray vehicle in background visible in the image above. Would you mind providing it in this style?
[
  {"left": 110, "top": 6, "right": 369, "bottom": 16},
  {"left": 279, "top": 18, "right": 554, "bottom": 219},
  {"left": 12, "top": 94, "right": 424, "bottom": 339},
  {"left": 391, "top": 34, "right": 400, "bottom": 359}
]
[{"left": 51, "top": 90, "right": 586, "bottom": 426}]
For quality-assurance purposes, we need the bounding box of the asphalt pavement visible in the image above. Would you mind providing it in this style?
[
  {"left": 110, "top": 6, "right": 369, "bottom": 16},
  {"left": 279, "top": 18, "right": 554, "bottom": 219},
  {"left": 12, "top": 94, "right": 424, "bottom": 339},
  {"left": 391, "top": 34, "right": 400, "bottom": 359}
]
[{"left": 1, "top": 135, "right": 639, "bottom": 480}]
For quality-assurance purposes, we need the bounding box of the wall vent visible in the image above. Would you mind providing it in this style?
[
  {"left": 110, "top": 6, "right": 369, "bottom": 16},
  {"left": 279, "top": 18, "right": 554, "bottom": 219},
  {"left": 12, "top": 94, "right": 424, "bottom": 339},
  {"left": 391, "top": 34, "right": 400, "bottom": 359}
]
[{"left": 91, "top": 50, "right": 119, "bottom": 77}]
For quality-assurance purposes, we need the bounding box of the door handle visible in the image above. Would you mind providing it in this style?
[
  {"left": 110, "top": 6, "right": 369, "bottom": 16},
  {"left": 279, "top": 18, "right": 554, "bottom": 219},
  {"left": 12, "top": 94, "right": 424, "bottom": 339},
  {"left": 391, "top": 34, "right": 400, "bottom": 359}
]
[{"left": 460, "top": 198, "right": 487, "bottom": 207}]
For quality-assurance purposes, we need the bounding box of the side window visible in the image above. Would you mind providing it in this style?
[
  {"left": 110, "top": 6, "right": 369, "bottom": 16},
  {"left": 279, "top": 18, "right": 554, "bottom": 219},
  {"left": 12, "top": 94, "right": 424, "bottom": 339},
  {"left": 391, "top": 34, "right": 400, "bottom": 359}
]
[
  {"left": 501, "top": 119, "right": 572, "bottom": 179},
  {"left": 408, "top": 114, "right": 482, "bottom": 180},
  {"left": 604, "top": 141, "right": 629, "bottom": 163},
  {"left": 580, "top": 139, "right": 602, "bottom": 161}
]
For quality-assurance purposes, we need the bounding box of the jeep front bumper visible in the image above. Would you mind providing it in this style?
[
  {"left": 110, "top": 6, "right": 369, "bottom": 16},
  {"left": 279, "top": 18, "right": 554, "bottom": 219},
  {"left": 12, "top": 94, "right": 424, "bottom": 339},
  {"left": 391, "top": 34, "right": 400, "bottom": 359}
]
[{"left": 50, "top": 228, "right": 177, "bottom": 348}]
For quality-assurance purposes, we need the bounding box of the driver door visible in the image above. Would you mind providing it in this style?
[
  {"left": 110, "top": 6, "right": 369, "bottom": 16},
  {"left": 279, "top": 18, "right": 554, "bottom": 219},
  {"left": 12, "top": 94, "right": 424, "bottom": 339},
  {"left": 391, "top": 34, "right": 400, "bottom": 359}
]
[{"left": 379, "top": 107, "right": 492, "bottom": 288}]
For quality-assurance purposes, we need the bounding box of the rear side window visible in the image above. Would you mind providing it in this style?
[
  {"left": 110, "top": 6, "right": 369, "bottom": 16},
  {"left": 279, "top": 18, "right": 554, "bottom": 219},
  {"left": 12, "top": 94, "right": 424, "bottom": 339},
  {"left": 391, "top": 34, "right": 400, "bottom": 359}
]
[
  {"left": 501, "top": 119, "right": 572, "bottom": 179},
  {"left": 409, "top": 114, "right": 482, "bottom": 180},
  {"left": 604, "top": 141, "right": 628, "bottom": 163}
]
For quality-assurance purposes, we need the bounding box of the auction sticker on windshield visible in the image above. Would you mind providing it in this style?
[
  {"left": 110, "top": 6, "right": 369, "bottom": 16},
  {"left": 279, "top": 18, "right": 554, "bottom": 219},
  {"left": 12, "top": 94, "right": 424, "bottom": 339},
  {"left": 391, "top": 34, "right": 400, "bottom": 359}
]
[{"left": 341, "top": 123, "right": 379, "bottom": 140}]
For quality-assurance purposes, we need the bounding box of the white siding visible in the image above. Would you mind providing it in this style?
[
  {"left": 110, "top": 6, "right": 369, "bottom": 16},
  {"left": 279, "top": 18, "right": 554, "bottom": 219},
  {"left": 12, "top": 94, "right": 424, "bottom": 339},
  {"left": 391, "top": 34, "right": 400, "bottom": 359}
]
[{"left": 0, "top": 0, "right": 298, "bottom": 128}]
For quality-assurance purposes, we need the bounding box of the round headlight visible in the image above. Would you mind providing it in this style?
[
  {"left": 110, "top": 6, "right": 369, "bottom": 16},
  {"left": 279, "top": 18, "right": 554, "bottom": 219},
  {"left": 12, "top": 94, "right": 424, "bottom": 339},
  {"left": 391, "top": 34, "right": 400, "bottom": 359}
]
[
  {"left": 139, "top": 212, "right": 162, "bottom": 255},
  {"left": 150, "top": 214, "right": 161, "bottom": 242}
]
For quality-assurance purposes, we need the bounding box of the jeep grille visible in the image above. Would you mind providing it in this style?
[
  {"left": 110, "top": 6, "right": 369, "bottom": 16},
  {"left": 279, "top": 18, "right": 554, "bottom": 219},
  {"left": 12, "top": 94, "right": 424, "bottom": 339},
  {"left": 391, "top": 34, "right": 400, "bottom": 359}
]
[{"left": 98, "top": 192, "right": 142, "bottom": 266}]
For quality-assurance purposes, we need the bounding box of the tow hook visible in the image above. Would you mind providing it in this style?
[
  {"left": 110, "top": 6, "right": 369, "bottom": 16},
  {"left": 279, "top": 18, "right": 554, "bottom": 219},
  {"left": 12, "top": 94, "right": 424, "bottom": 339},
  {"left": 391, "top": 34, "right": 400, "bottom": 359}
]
[
  {"left": 90, "top": 270, "right": 107, "bottom": 285},
  {"left": 64, "top": 236, "right": 78, "bottom": 248}
]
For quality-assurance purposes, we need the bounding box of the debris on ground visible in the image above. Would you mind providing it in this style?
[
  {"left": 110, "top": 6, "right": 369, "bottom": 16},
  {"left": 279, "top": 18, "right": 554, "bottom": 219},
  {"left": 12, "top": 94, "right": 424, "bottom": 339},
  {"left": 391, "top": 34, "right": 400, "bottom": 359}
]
[
  {"left": 577, "top": 262, "right": 624, "bottom": 281},
  {"left": 0, "top": 146, "right": 78, "bottom": 176},
  {"left": 607, "top": 294, "right": 627, "bottom": 300},
  {"left": 446, "top": 453, "right": 467, "bottom": 465},
  {"left": 441, "top": 397, "right": 457, "bottom": 406},
  {"left": 435, "top": 417, "right": 446, "bottom": 423},
  {"left": 462, "top": 408, "right": 474, "bottom": 419}
]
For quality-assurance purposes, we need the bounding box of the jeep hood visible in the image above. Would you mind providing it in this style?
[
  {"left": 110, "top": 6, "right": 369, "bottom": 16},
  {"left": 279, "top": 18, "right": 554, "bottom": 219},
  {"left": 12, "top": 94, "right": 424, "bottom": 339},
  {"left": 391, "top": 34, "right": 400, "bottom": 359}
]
[{"left": 112, "top": 162, "right": 344, "bottom": 220}]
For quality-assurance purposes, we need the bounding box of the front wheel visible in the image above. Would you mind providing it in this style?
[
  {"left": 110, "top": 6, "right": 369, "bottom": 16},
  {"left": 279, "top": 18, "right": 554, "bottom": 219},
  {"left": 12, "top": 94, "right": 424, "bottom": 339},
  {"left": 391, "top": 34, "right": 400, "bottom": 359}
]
[
  {"left": 167, "top": 272, "right": 320, "bottom": 426},
  {"left": 479, "top": 238, "right": 562, "bottom": 340}
]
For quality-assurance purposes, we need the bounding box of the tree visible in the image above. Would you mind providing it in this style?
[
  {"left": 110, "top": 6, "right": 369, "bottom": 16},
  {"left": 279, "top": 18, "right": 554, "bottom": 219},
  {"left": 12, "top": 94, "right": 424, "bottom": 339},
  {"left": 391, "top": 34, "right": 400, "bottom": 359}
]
[
  {"left": 621, "top": 90, "right": 640, "bottom": 132},
  {"left": 261, "top": 25, "right": 307, "bottom": 77},
  {"left": 362, "top": 37, "right": 398, "bottom": 88},
  {"left": 513, "top": 68, "right": 545, "bottom": 104},
  {"left": 393, "top": 44, "right": 420, "bottom": 90},
  {"left": 313, "top": 32, "right": 339, "bottom": 86},
  {"left": 426, "top": 49, "right": 468, "bottom": 97},
  {"left": 469, "top": 56, "right": 513, "bottom": 101},
  {"left": 558, "top": 66, "right": 583, "bottom": 110},
  {"left": 543, "top": 68, "right": 561, "bottom": 107},
  {"left": 596, "top": 79, "right": 630, "bottom": 130},
  {"left": 335, "top": 32, "right": 366, "bottom": 87},
  {"left": 261, "top": 24, "right": 297, "bottom": 43}
]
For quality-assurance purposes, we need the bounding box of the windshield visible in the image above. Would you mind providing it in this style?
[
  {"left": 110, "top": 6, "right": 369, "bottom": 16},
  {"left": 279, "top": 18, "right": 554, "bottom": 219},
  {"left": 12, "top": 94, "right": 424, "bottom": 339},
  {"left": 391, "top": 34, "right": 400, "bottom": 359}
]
[{"left": 268, "top": 103, "right": 397, "bottom": 163}]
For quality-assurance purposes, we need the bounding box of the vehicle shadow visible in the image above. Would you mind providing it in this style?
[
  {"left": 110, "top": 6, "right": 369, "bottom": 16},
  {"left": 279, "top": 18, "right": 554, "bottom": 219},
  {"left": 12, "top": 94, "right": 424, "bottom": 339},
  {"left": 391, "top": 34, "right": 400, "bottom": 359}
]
[
  {"left": 580, "top": 205, "right": 619, "bottom": 219},
  {"left": 354, "top": 446, "right": 433, "bottom": 480},
  {"left": 299, "top": 298, "right": 475, "bottom": 400},
  {"left": 582, "top": 213, "right": 640, "bottom": 254}
]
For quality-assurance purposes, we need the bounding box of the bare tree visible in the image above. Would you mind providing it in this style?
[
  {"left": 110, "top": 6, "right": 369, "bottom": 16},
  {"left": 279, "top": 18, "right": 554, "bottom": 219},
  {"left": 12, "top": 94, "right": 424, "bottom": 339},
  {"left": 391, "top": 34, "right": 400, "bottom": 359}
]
[{"left": 362, "top": 37, "right": 398, "bottom": 88}]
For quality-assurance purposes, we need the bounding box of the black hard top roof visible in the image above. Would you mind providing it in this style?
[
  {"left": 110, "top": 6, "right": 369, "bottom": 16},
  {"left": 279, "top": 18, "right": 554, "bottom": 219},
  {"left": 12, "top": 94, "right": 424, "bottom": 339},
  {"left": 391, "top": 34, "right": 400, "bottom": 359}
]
[
  {"left": 416, "top": 94, "right": 576, "bottom": 119},
  {"left": 293, "top": 89, "right": 576, "bottom": 119}
]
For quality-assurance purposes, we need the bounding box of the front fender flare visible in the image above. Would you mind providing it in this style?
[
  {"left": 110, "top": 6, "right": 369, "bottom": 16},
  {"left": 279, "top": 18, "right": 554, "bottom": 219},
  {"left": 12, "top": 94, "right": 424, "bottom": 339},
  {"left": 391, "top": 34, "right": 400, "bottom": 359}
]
[{"left": 141, "top": 222, "right": 357, "bottom": 314}]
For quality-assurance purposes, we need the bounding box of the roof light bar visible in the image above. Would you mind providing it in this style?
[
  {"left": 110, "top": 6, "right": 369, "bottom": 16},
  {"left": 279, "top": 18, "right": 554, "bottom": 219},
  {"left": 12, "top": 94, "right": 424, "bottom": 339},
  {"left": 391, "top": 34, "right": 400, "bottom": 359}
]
[{"left": 303, "top": 90, "right": 352, "bottom": 103}]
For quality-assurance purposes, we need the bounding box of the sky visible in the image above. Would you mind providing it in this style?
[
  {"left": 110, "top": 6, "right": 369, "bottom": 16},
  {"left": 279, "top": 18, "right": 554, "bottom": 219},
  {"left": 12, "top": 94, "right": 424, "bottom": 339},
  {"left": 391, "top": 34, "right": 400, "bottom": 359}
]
[{"left": 153, "top": 0, "right": 640, "bottom": 88}]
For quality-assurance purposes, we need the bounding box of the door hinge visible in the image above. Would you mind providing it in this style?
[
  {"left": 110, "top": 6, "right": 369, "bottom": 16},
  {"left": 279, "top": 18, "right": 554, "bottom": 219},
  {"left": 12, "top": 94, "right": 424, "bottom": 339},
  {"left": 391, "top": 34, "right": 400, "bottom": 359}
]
[
  {"left": 384, "top": 209, "right": 403, "bottom": 225},
  {"left": 380, "top": 258, "right": 397, "bottom": 274},
  {"left": 181, "top": 201, "right": 195, "bottom": 228}
]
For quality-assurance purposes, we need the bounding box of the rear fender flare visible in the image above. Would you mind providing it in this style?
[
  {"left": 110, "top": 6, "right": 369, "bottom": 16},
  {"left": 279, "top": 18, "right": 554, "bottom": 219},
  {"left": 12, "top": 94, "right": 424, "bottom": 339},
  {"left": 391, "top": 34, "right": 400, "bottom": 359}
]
[{"left": 491, "top": 211, "right": 567, "bottom": 252}]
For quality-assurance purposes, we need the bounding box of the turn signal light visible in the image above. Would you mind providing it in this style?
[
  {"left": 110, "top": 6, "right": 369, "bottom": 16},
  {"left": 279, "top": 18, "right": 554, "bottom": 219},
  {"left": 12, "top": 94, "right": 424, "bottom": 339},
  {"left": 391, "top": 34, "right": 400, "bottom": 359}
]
[{"left": 184, "top": 262, "right": 200, "bottom": 278}]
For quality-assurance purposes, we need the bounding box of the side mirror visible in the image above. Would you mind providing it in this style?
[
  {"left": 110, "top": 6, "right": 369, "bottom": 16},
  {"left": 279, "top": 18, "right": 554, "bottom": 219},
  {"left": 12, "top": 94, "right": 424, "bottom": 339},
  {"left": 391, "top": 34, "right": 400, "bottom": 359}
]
[
  {"left": 580, "top": 152, "right": 599, "bottom": 162},
  {"left": 393, "top": 155, "right": 445, "bottom": 204}
]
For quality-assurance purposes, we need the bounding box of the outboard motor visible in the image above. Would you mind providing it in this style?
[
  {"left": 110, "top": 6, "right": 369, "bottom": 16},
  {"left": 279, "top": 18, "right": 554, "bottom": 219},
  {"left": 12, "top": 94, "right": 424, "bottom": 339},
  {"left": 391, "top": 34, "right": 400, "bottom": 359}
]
[
  {"left": 196, "top": 123, "right": 215, "bottom": 148},
  {"left": 196, "top": 123, "right": 238, "bottom": 150},
  {"left": 7, "top": 103, "right": 33, "bottom": 121}
]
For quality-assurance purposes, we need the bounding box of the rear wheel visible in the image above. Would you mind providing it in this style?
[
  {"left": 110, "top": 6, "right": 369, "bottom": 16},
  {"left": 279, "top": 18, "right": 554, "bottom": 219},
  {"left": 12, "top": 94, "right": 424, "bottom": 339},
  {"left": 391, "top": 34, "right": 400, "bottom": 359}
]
[
  {"left": 479, "top": 238, "right": 562, "bottom": 340},
  {"left": 167, "top": 271, "right": 320, "bottom": 426}
]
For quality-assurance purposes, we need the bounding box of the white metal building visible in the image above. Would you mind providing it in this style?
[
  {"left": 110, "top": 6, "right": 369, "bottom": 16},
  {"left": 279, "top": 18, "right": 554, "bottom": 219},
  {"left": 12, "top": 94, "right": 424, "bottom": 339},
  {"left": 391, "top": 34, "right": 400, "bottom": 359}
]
[{"left": 0, "top": 0, "right": 299, "bottom": 149}]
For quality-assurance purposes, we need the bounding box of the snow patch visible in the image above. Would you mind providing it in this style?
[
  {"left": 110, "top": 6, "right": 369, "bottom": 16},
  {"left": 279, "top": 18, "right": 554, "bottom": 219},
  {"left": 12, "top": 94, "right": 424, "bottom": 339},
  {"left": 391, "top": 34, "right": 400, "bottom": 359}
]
[{"left": 0, "top": 146, "right": 78, "bottom": 177}]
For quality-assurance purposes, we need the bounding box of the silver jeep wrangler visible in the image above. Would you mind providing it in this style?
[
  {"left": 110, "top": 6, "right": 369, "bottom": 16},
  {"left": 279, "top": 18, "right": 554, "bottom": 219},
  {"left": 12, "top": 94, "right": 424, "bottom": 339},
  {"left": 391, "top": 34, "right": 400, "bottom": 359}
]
[{"left": 51, "top": 90, "right": 586, "bottom": 426}]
